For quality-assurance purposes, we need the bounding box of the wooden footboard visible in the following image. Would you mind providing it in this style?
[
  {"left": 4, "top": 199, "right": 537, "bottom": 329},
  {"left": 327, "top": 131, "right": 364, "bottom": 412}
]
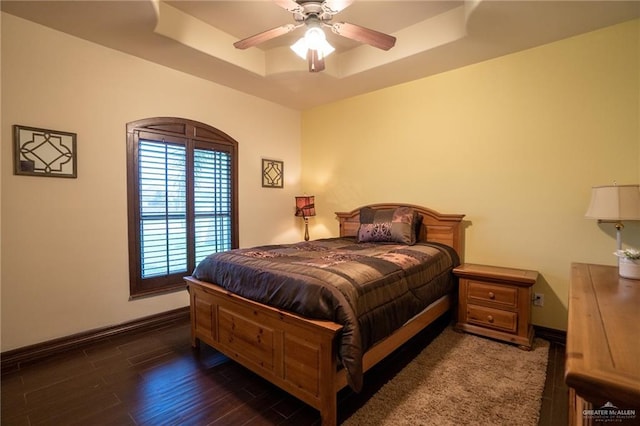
[{"left": 187, "top": 276, "right": 343, "bottom": 425}]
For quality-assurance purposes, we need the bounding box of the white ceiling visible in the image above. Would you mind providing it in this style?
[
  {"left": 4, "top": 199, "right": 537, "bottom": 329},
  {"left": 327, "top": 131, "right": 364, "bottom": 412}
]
[{"left": 3, "top": 0, "right": 639, "bottom": 110}]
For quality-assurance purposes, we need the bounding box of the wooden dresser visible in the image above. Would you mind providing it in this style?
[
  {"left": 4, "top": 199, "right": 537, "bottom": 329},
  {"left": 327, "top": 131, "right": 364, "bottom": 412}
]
[
  {"left": 453, "top": 263, "right": 538, "bottom": 350},
  {"left": 565, "top": 263, "right": 640, "bottom": 425}
]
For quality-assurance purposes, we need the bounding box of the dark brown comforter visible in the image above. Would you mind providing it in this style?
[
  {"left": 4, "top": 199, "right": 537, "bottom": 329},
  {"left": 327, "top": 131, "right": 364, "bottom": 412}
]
[{"left": 192, "top": 237, "right": 459, "bottom": 392}]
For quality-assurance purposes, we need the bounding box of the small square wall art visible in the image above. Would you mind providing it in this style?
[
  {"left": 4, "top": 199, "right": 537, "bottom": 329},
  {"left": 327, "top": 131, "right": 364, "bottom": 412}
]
[
  {"left": 262, "top": 158, "right": 283, "bottom": 188},
  {"left": 14, "top": 125, "right": 77, "bottom": 178}
]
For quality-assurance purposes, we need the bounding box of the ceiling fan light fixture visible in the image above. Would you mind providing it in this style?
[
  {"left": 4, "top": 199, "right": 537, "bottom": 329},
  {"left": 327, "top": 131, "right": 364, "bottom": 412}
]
[
  {"left": 236, "top": 0, "right": 395, "bottom": 72},
  {"left": 305, "top": 27, "right": 326, "bottom": 50},
  {"left": 290, "top": 27, "right": 335, "bottom": 60}
]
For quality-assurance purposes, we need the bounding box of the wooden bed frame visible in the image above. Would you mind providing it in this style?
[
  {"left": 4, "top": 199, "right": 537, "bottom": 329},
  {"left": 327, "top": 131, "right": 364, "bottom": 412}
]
[{"left": 185, "top": 203, "right": 465, "bottom": 425}]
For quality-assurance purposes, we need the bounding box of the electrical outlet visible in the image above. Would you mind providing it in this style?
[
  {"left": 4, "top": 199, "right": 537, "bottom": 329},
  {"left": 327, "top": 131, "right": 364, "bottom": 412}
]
[{"left": 533, "top": 293, "right": 544, "bottom": 307}]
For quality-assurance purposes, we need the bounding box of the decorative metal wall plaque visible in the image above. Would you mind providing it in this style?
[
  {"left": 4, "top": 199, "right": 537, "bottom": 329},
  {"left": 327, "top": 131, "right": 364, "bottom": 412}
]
[
  {"left": 262, "top": 158, "right": 283, "bottom": 188},
  {"left": 13, "top": 125, "right": 77, "bottom": 178}
]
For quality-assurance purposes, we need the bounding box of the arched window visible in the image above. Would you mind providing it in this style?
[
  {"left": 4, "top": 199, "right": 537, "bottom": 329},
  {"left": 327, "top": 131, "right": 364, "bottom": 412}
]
[{"left": 126, "top": 117, "right": 238, "bottom": 298}]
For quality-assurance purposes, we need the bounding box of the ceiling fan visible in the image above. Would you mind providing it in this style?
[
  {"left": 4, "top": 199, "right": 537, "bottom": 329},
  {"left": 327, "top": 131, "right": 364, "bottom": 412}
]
[{"left": 233, "top": 0, "right": 397, "bottom": 72}]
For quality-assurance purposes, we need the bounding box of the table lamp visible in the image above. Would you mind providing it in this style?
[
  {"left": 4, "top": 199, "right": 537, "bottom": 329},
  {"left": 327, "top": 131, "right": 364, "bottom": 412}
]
[
  {"left": 585, "top": 184, "right": 640, "bottom": 251},
  {"left": 295, "top": 195, "right": 315, "bottom": 241}
]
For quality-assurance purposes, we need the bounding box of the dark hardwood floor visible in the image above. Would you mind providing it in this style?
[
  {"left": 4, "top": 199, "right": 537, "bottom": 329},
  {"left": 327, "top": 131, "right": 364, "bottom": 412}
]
[{"left": 1, "top": 314, "right": 568, "bottom": 425}]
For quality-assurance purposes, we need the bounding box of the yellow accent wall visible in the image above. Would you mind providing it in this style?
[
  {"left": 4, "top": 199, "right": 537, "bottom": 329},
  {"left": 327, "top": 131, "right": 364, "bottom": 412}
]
[
  {"left": 301, "top": 19, "right": 640, "bottom": 331},
  {"left": 0, "top": 13, "right": 302, "bottom": 351}
]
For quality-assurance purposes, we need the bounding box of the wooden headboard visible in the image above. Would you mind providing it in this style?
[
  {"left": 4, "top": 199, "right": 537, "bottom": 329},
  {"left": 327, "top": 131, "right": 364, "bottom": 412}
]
[{"left": 335, "top": 203, "right": 465, "bottom": 255}]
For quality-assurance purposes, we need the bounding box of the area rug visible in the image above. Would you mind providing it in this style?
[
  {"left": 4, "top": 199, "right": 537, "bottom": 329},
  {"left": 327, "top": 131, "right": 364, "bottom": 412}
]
[{"left": 343, "top": 327, "right": 549, "bottom": 426}]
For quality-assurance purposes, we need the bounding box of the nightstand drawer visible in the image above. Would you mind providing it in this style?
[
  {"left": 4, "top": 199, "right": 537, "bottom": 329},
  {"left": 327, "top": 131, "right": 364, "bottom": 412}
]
[
  {"left": 466, "top": 305, "right": 517, "bottom": 333},
  {"left": 467, "top": 280, "right": 518, "bottom": 308}
]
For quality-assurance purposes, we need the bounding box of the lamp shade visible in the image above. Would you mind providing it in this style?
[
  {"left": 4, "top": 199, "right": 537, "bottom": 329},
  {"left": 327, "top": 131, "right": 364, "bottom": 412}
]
[
  {"left": 585, "top": 184, "right": 640, "bottom": 220},
  {"left": 295, "top": 196, "right": 315, "bottom": 217}
]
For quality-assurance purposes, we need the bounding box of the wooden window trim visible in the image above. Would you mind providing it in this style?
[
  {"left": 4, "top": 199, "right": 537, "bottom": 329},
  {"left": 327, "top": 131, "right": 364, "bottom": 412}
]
[{"left": 126, "top": 117, "right": 238, "bottom": 298}]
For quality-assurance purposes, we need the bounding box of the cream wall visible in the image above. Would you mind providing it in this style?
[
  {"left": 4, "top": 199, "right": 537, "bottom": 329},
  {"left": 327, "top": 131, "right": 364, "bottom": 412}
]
[
  {"left": 301, "top": 19, "right": 640, "bottom": 331},
  {"left": 1, "top": 14, "right": 302, "bottom": 351}
]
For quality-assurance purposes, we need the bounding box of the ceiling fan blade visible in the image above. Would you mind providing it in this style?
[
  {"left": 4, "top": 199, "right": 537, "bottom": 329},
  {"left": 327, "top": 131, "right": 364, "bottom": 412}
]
[
  {"left": 331, "top": 22, "right": 396, "bottom": 50},
  {"left": 323, "top": 0, "right": 354, "bottom": 14},
  {"left": 307, "top": 50, "right": 325, "bottom": 73},
  {"left": 233, "top": 24, "right": 297, "bottom": 49},
  {"left": 272, "top": 0, "right": 304, "bottom": 14}
]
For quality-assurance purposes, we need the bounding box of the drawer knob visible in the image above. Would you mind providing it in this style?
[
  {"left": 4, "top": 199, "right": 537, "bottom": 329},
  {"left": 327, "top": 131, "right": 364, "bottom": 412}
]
[
  {"left": 487, "top": 315, "right": 494, "bottom": 323},
  {"left": 488, "top": 291, "right": 495, "bottom": 299}
]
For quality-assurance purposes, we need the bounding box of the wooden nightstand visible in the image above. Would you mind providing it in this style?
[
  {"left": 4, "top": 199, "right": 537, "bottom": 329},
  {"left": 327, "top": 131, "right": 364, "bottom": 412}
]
[{"left": 453, "top": 263, "right": 538, "bottom": 350}]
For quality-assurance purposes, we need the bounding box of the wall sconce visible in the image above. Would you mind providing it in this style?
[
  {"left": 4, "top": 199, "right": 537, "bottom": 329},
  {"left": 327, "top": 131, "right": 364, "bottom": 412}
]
[
  {"left": 585, "top": 183, "right": 640, "bottom": 251},
  {"left": 295, "top": 195, "right": 316, "bottom": 241}
]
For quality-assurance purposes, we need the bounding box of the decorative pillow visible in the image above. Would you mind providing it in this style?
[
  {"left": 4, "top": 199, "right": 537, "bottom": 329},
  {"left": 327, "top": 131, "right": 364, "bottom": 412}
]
[{"left": 357, "top": 206, "right": 418, "bottom": 245}]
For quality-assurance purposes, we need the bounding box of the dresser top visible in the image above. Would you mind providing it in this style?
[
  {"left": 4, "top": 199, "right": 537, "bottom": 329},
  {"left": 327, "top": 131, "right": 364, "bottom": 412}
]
[{"left": 565, "top": 262, "right": 640, "bottom": 407}]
